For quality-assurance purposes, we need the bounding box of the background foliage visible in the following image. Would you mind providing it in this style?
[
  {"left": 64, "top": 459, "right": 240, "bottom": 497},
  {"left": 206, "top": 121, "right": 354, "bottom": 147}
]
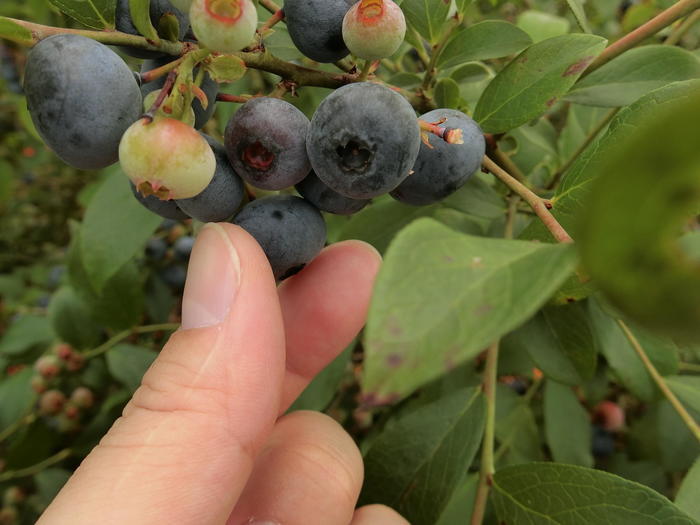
[{"left": 1, "top": 0, "right": 700, "bottom": 523}]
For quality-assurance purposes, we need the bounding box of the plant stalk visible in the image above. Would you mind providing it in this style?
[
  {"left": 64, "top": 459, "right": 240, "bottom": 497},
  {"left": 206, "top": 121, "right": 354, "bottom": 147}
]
[
  {"left": 482, "top": 156, "right": 574, "bottom": 243},
  {"left": 82, "top": 323, "right": 179, "bottom": 359},
  {"left": 0, "top": 449, "right": 72, "bottom": 482},
  {"left": 666, "top": 9, "right": 700, "bottom": 45},
  {"left": 617, "top": 319, "right": 700, "bottom": 443}
]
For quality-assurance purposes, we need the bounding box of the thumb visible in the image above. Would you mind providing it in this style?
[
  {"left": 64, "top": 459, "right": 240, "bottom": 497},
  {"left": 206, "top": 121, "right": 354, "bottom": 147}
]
[{"left": 40, "top": 223, "right": 287, "bottom": 525}]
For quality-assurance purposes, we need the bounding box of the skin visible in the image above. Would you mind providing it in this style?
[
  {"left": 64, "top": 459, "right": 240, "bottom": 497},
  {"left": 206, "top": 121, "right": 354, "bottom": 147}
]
[{"left": 38, "top": 224, "right": 408, "bottom": 525}]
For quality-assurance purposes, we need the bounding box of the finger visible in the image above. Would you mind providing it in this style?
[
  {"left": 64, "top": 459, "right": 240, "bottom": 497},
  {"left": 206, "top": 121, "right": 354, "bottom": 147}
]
[
  {"left": 351, "top": 505, "right": 410, "bottom": 524},
  {"left": 227, "top": 411, "right": 364, "bottom": 525},
  {"left": 278, "top": 240, "right": 381, "bottom": 411},
  {"left": 40, "top": 223, "right": 286, "bottom": 525}
]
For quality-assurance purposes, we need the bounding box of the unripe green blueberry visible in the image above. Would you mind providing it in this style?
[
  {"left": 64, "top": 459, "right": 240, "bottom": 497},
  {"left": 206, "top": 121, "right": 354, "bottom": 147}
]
[
  {"left": 119, "top": 117, "right": 216, "bottom": 199},
  {"left": 70, "top": 387, "right": 95, "bottom": 409},
  {"left": 170, "top": 0, "right": 192, "bottom": 11},
  {"left": 342, "top": 0, "right": 406, "bottom": 60},
  {"left": 39, "top": 389, "right": 67, "bottom": 416},
  {"left": 143, "top": 90, "right": 196, "bottom": 128},
  {"left": 190, "top": 0, "right": 258, "bottom": 53}
]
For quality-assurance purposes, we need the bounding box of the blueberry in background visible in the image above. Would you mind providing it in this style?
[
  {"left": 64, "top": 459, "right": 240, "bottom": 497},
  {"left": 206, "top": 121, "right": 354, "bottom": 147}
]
[
  {"left": 140, "top": 58, "right": 218, "bottom": 129},
  {"left": 224, "top": 97, "right": 312, "bottom": 190},
  {"left": 233, "top": 195, "right": 326, "bottom": 280},
  {"left": 176, "top": 135, "right": 245, "bottom": 222},
  {"left": 115, "top": 0, "right": 189, "bottom": 59},
  {"left": 307, "top": 82, "right": 421, "bottom": 199},
  {"left": 391, "top": 108, "right": 486, "bottom": 206},
  {"left": 130, "top": 182, "right": 189, "bottom": 221},
  {"left": 284, "top": 0, "right": 354, "bottom": 63},
  {"left": 145, "top": 238, "right": 168, "bottom": 261},
  {"left": 159, "top": 264, "right": 187, "bottom": 290},
  {"left": 592, "top": 425, "right": 615, "bottom": 458},
  {"left": 173, "top": 235, "right": 195, "bottom": 262},
  {"left": 23, "top": 35, "right": 142, "bottom": 170},
  {"left": 295, "top": 171, "right": 369, "bottom": 215}
]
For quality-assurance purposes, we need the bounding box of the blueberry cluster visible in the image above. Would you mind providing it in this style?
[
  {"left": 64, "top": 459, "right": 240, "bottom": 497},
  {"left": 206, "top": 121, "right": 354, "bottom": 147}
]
[{"left": 22, "top": 1, "right": 486, "bottom": 281}]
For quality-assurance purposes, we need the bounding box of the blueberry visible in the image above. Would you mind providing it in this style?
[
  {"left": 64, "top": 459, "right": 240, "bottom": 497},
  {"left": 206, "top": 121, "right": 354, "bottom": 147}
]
[
  {"left": 307, "top": 82, "right": 420, "bottom": 199},
  {"left": 342, "top": 0, "right": 406, "bottom": 60},
  {"left": 23, "top": 35, "right": 142, "bottom": 170},
  {"left": 295, "top": 171, "right": 369, "bottom": 215},
  {"left": 145, "top": 237, "right": 168, "bottom": 261},
  {"left": 233, "top": 195, "right": 326, "bottom": 280},
  {"left": 176, "top": 135, "right": 245, "bottom": 222},
  {"left": 284, "top": 0, "right": 354, "bottom": 63},
  {"left": 592, "top": 425, "right": 615, "bottom": 457},
  {"left": 140, "top": 58, "right": 218, "bottom": 129},
  {"left": 115, "top": 0, "right": 189, "bottom": 59},
  {"left": 173, "top": 235, "right": 195, "bottom": 261},
  {"left": 391, "top": 109, "right": 485, "bottom": 206},
  {"left": 190, "top": 0, "right": 258, "bottom": 54},
  {"left": 130, "top": 182, "right": 189, "bottom": 220},
  {"left": 47, "top": 265, "right": 66, "bottom": 289},
  {"left": 160, "top": 264, "right": 187, "bottom": 289},
  {"left": 224, "top": 97, "right": 312, "bottom": 190}
]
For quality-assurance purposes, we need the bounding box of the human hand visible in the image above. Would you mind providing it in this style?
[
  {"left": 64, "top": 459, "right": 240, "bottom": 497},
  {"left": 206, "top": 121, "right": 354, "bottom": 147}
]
[{"left": 38, "top": 223, "right": 408, "bottom": 525}]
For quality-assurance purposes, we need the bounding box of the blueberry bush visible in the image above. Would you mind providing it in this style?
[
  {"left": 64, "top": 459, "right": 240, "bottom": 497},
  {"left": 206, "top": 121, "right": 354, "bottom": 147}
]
[{"left": 1, "top": 0, "right": 700, "bottom": 523}]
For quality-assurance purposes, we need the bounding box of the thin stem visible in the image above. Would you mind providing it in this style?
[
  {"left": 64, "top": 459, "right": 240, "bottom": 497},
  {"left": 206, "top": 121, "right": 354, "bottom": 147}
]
[
  {"left": 259, "top": 8, "right": 285, "bottom": 34},
  {"left": 358, "top": 59, "right": 373, "bottom": 82},
  {"left": 410, "top": 26, "right": 431, "bottom": 69},
  {"left": 419, "top": 118, "right": 464, "bottom": 144},
  {"left": 82, "top": 323, "right": 179, "bottom": 359},
  {"left": 548, "top": 108, "right": 619, "bottom": 189},
  {"left": 0, "top": 412, "right": 36, "bottom": 443},
  {"left": 617, "top": 319, "right": 700, "bottom": 443},
  {"left": 144, "top": 70, "right": 178, "bottom": 119},
  {"left": 491, "top": 147, "right": 528, "bottom": 185},
  {"left": 679, "top": 362, "right": 700, "bottom": 373},
  {"left": 0, "top": 449, "right": 72, "bottom": 482},
  {"left": 258, "top": 0, "right": 281, "bottom": 14},
  {"left": 482, "top": 156, "right": 574, "bottom": 243},
  {"left": 422, "top": 15, "right": 462, "bottom": 91},
  {"left": 140, "top": 55, "right": 186, "bottom": 83},
  {"left": 583, "top": 0, "right": 700, "bottom": 76},
  {"left": 665, "top": 9, "right": 700, "bottom": 46},
  {"left": 470, "top": 341, "right": 500, "bottom": 525},
  {"left": 217, "top": 93, "right": 254, "bottom": 103}
]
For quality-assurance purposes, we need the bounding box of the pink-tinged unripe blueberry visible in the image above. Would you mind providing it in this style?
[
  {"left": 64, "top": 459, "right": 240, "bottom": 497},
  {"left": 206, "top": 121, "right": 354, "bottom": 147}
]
[
  {"left": 190, "top": 0, "right": 258, "bottom": 53},
  {"left": 39, "top": 389, "right": 67, "bottom": 416},
  {"left": 593, "top": 400, "right": 626, "bottom": 432},
  {"left": 343, "top": 0, "right": 406, "bottom": 60},
  {"left": 70, "top": 386, "right": 95, "bottom": 409},
  {"left": 119, "top": 117, "right": 216, "bottom": 200},
  {"left": 34, "top": 355, "right": 62, "bottom": 379}
]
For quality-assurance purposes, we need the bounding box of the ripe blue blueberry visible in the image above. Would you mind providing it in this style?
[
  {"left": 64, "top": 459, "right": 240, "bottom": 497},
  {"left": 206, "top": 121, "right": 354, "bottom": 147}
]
[
  {"left": 307, "top": 82, "right": 420, "bottom": 199},
  {"left": 131, "top": 182, "right": 189, "bottom": 221},
  {"left": 176, "top": 135, "right": 245, "bottom": 222},
  {"left": 173, "top": 235, "right": 195, "bottom": 261},
  {"left": 233, "top": 195, "right": 326, "bottom": 280},
  {"left": 115, "top": 0, "right": 190, "bottom": 59},
  {"left": 145, "top": 238, "right": 169, "bottom": 261},
  {"left": 296, "top": 171, "right": 369, "bottom": 215},
  {"left": 24, "top": 35, "right": 142, "bottom": 170},
  {"left": 140, "top": 58, "right": 218, "bottom": 130},
  {"left": 284, "top": 0, "right": 354, "bottom": 63},
  {"left": 224, "top": 97, "right": 311, "bottom": 190},
  {"left": 391, "top": 109, "right": 485, "bottom": 206}
]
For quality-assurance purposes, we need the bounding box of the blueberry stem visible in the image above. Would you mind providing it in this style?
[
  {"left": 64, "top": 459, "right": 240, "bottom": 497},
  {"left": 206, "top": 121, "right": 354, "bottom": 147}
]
[
  {"left": 582, "top": 0, "right": 700, "bottom": 76},
  {"left": 82, "top": 323, "right": 179, "bottom": 359},
  {"left": 216, "top": 93, "right": 254, "bottom": 103},
  {"left": 140, "top": 54, "right": 187, "bottom": 84},
  {"left": 258, "top": 0, "right": 281, "bottom": 14},
  {"left": 483, "top": 155, "right": 574, "bottom": 244},
  {"left": 470, "top": 341, "right": 499, "bottom": 525},
  {"left": 143, "top": 69, "right": 178, "bottom": 121},
  {"left": 0, "top": 449, "right": 72, "bottom": 482},
  {"left": 617, "top": 319, "right": 700, "bottom": 443},
  {"left": 259, "top": 8, "right": 285, "bottom": 34},
  {"left": 358, "top": 59, "right": 373, "bottom": 81}
]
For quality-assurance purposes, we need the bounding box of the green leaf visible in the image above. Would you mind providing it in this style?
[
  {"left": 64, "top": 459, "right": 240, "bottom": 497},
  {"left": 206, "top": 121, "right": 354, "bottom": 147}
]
[
  {"left": 516, "top": 11, "right": 571, "bottom": 43},
  {"left": 401, "top": 0, "right": 450, "bottom": 43},
  {"left": 666, "top": 376, "right": 700, "bottom": 415},
  {"left": 493, "top": 463, "right": 697, "bottom": 524},
  {"left": 359, "top": 388, "right": 485, "bottom": 525},
  {"left": 454, "top": 0, "right": 473, "bottom": 15},
  {"left": 521, "top": 79, "right": 700, "bottom": 247},
  {"left": 106, "top": 343, "right": 157, "bottom": 391},
  {"left": 566, "top": 46, "right": 700, "bottom": 107},
  {"left": 676, "top": 458, "right": 700, "bottom": 520},
  {"left": 80, "top": 170, "right": 162, "bottom": 293},
  {"left": 588, "top": 298, "right": 679, "bottom": 402},
  {"left": 362, "top": 218, "right": 578, "bottom": 402},
  {"left": 436, "top": 21, "right": 533, "bottom": 70},
  {"left": 48, "top": 287, "right": 103, "bottom": 350},
  {"left": 543, "top": 380, "right": 594, "bottom": 467},
  {"left": 577, "top": 86, "right": 700, "bottom": 339},
  {"left": 128, "top": 0, "right": 160, "bottom": 42},
  {"left": 204, "top": 55, "right": 247, "bottom": 84},
  {"left": 0, "top": 17, "right": 34, "bottom": 45},
  {"left": 441, "top": 174, "right": 506, "bottom": 220},
  {"left": 509, "top": 302, "right": 597, "bottom": 385},
  {"left": 434, "top": 77, "right": 460, "bottom": 108},
  {"left": 338, "top": 197, "right": 439, "bottom": 254},
  {"left": 0, "top": 369, "right": 34, "bottom": 429},
  {"left": 495, "top": 392, "right": 543, "bottom": 465},
  {"left": 0, "top": 315, "right": 54, "bottom": 357},
  {"left": 47, "top": 0, "right": 115, "bottom": 29},
  {"left": 288, "top": 346, "right": 351, "bottom": 413},
  {"left": 565, "top": 0, "right": 591, "bottom": 32},
  {"left": 474, "top": 34, "right": 607, "bottom": 133},
  {"left": 34, "top": 469, "right": 72, "bottom": 508}
]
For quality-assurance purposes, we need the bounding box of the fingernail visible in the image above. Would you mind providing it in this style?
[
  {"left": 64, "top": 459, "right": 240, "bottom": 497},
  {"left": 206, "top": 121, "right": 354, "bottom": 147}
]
[
  {"left": 181, "top": 223, "right": 241, "bottom": 329},
  {"left": 245, "top": 520, "right": 280, "bottom": 525}
]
